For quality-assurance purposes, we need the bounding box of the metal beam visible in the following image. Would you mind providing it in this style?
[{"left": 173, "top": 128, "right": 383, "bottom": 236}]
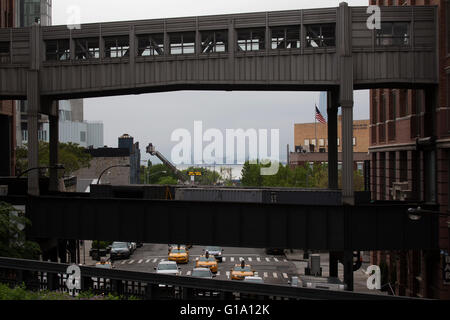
[{"left": 25, "top": 196, "right": 438, "bottom": 251}]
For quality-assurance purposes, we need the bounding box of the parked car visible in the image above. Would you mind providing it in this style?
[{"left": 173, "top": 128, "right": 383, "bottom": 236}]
[
  {"left": 203, "top": 246, "right": 224, "bottom": 262},
  {"left": 128, "top": 242, "right": 137, "bottom": 252},
  {"left": 110, "top": 242, "right": 131, "bottom": 260}
]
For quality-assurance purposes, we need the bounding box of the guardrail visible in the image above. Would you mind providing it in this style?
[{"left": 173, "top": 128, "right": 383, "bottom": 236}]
[{"left": 0, "top": 257, "right": 419, "bottom": 300}]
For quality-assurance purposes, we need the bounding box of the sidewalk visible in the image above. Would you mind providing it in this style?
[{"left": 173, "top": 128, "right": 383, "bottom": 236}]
[{"left": 284, "top": 249, "right": 388, "bottom": 296}]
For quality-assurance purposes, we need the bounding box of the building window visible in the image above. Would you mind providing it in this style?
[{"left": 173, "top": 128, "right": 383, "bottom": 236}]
[
  {"left": 75, "top": 38, "right": 100, "bottom": 60},
  {"left": 169, "top": 32, "right": 195, "bottom": 55},
  {"left": 380, "top": 92, "right": 387, "bottom": 123},
  {"left": 45, "top": 39, "right": 70, "bottom": 61},
  {"left": 271, "top": 26, "right": 301, "bottom": 49},
  {"left": 376, "top": 22, "right": 410, "bottom": 46},
  {"left": 353, "top": 137, "right": 356, "bottom": 146},
  {"left": 305, "top": 24, "right": 335, "bottom": 48},
  {"left": 80, "top": 131, "right": 86, "bottom": 142},
  {"left": 104, "top": 36, "right": 130, "bottom": 58},
  {"left": 137, "top": 34, "right": 164, "bottom": 56},
  {"left": 201, "top": 30, "right": 228, "bottom": 53},
  {"left": 337, "top": 138, "right": 340, "bottom": 146},
  {"left": 237, "top": 28, "right": 265, "bottom": 51},
  {"left": 0, "top": 41, "right": 10, "bottom": 64}
]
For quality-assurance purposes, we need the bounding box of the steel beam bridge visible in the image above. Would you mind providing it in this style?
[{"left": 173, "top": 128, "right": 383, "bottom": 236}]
[
  {"left": 0, "top": 3, "right": 439, "bottom": 203},
  {"left": 24, "top": 196, "right": 438, "bottom": 251}
]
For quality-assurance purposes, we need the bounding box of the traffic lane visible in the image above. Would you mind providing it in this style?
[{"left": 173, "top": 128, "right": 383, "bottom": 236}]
[{"left": 111, "top": 244, "right": 298, "bottom": 286}]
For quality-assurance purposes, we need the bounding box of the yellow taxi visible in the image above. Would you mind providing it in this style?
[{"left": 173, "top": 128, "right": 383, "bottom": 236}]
[
  {"left": 168, "top": 246, "right": 189, "bottom": 264},
  {"left": 195, "top": 253, "right": 218, "bottom": 273},
  {"left": 230, "top": 261, "right": 254, "bottom": 280}
]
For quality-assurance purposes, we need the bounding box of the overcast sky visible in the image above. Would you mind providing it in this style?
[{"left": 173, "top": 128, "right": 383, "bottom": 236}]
[{"left": 52, "top": 0, "right": 370, "bottom": 164}]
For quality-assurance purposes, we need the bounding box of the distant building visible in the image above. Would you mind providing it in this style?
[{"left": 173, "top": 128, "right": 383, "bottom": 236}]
[
  {"left": 290, "top": 117, "right": 370, "bottom": 171},
  {"left": 0, "top": 0, "right": 16, "bottom": 176},
  {"left": 118, "top": 134, "right": 141, "bottom": 185},
  {"left": 73, "top": 134, "right": 141, "bottom": 192}
]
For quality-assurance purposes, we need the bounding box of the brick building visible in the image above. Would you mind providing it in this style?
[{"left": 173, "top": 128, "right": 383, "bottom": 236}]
[
  {"left": 0, "top": 0, "right": 15, "bottom": 176},
  {"left": 290, "top": 117, "right": 370, "bottom": 170},
  {"left": 369, "top": 0, "right": 450, "bottom": 299}
]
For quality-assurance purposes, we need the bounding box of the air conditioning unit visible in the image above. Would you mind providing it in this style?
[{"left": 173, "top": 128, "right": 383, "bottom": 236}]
[{"left": 391, "top": 182, "right": 411, "bottom": 201}]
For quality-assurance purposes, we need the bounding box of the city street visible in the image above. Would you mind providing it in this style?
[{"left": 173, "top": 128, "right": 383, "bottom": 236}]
[{"left": 111, "top": 244, "right": 299, "bottom": 286}]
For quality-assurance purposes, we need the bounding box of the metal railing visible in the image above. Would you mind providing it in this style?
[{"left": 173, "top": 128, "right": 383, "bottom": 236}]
[{"left": 0, "top": 257, "right": 419, "bottom": 300}]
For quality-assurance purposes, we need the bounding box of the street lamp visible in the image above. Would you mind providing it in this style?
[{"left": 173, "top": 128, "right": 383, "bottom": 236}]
[
  {"left": 16, "top": 164, "right": 65, "bottom": 179},
  {"left": 407, "top": 206, "right": 450, "bottom": 222},
  {"left": 97, "top": 164, "right": 130, "bottom": 184}
]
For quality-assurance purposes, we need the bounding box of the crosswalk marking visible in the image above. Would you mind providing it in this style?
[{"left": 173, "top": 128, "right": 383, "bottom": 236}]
[
  {"left": 265, "top": 257, "right": 270, "bottom": 262},
  {"left": 222, "top": 257, "right": 226, "bottom": 262},
  {"left": 216, "top": 271, "right": 220, "bottom": 276},
  {"left": 128, "top": 260, "right": 134, "bottom": 264},
  {"left": 283, "top": 273, "right": 288, "bottom": 279},
  {"left": 138, "top": 259, "right": 143, "bottom": 264},
  {"left": 273, "top": 257, "right": 279, "bottom": 262},
  {"left": 263, "top": 272, "right": 268, "bottom": 278},
  {"left": 186, "top": 271, "right": 191, "bottom": 276},
  {"left": 273, "top": 272, "right": 278, "bottom": 278},
  {"left": 248, "top": 257, "right": 252, "bottom": 262},
  {"left": 145, "top": 259, "right": 151, "bottom": 263},
  {"left": 121, "top": 260, "right": 127, "bottom": 265},
  {"left": 283, "top": 259, "right": 287, "bottom": 262},
  {"left": 226, "top": 271, "right": 230, "bottom": 278},
  {"left": 239, "top": 257, "right": 244, "bottom": 261},
  {"left": 152, "top": 258, "right": 157, "bottom": 263},
  {"left": 257, "top": 257, "right": 261, "bottom": 262},
  {"left": 230, "top": 257, "right": 234, "bottom": 262}
]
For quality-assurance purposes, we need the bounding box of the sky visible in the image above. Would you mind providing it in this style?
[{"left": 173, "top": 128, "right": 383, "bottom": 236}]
[{"left": 52, "top": 0, "right": 370, "bottom": 164}]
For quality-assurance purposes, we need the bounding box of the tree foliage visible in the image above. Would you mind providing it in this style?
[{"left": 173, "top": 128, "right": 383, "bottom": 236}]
[
  {"left": 241, "top": 161, "right": 365, "bottom": 191},
  {"left": 0, "top": 202, "right": 41, "bottom": 259},
  {"left": 16, "top": 142, "right": 91, "bottom": 176}
]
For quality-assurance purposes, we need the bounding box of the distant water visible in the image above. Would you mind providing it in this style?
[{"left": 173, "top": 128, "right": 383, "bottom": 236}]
[
  {"left": 176, "top": 162, "right": 287, "bottom": 180},
  {"left": 176, "top": 164, "right": 244, "bottom": 180}
]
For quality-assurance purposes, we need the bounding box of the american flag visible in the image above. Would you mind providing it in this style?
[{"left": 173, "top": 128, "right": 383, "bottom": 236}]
[{"left": 315, "top": 106, "right": 327, "bottom": 124}]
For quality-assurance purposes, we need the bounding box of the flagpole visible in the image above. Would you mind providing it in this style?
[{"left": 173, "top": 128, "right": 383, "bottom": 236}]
[{"left": 314, "top": 104, "right": 317, "bottom": 153}]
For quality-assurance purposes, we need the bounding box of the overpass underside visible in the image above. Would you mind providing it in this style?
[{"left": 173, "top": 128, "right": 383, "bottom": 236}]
[
  {"left": 0, "top": 3, "right": 439, "bottom": 204},
  {"left": 25, "top": 196, "right": 438, "bottom": 251}
]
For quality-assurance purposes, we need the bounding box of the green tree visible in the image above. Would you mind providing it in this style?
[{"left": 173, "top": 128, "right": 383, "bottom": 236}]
[
  {"left": 16, "top": 142, "right": 91, "bottom": 176},
  {"left": 0, "top": 202, "right": 41, "bottom": 259},
  {"left": 157, "top": 176, "right": 178, "bottom": 185}
]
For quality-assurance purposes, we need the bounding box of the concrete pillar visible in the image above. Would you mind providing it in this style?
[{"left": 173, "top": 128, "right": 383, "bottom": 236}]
[
  {"left": 338, "top": 2, "right": 354, "bottom": 205},
  {"left": 27, "top": 23, "right": 41, "bottom": 196},
  {"left": 327, "top": 89, "right": 339, "bottom": 190},
  {"left": 49, "top": 101, "right": 59, "bottom": 192},
  {"left": 341, "top": 105, "right": 354, "bottom": 204},
  {"left": 26, "top": 71, "right": 40, "bottom": 196}
]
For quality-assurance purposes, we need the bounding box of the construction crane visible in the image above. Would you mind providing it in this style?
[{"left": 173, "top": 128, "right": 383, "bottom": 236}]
[{"left": 145, "top": 143, "right": 187, "bottom": 183}]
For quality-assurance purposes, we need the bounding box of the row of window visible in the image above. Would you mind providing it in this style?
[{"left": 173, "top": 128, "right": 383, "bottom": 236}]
[
  {"left": 303, "top": 137, "right": 357, "bottom": 147},
  {"left": 0, "top": 21, "right": 411, "bottom": 63},
  {"left": 43, "top": 25, "right": 335, "bottom": 61}
]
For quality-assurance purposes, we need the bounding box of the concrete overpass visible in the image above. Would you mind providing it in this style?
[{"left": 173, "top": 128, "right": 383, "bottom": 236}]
[{"left": 0, "top": 3, "right": 439, "bottom": 204}]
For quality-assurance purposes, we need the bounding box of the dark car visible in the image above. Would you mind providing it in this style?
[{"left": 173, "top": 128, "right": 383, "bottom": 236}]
[
  {"left": 203, "top": 246, "right": 224, "bottom": 262},
  {"left": 110, "top": 242, "right": 131, "bottom": 260}
]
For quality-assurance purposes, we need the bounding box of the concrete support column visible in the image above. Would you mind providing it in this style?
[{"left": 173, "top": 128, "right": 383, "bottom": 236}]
[
  {"left": 329, "top": 251, "right": 339, "bottom": 278},
  {"left": 341, "top": 105, "right": 354, "bottom": 204},
  {"left": 338, "top": 2, "right": 354, "bottom": 205},
  {"left": 26, "top": 71, "right": 40, "bottom": 196},
  {"left": 327, "top": 89, "right": 339, "bottom": 190},
  {"left": 49, "top": 101, "right": 59, "bottom": 192}
]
